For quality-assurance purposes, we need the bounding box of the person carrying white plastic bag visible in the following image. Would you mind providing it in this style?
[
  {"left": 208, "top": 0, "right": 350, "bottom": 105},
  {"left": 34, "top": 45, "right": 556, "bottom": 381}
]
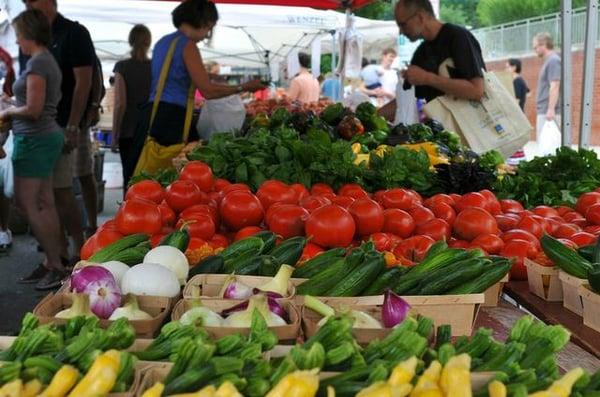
[
  {"left": 196, "top": 94, "right": 246, "bottom": 140},
  {"left": 537, "top": 119, "right": 561, "bottom": 156}
]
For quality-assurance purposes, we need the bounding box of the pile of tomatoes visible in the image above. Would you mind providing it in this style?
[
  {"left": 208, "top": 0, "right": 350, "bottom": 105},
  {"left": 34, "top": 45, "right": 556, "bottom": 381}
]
[{"left": 84, "top": 160, "right": 600, "bottom": 280}]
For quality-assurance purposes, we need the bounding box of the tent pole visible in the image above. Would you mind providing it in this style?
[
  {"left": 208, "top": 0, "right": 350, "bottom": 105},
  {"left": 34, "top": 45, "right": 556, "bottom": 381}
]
[
  {"left": 579, "top": 0, "right": 597, "bottom": 149},
  {"left": 560, "top": 0, "right": 572, "bottom": 147}
]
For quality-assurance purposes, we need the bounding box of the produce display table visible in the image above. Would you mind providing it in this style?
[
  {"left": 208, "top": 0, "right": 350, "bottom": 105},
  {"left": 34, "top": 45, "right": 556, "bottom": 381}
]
[{"left": 503, "top": 281, "right": 600, "bottom": 359}]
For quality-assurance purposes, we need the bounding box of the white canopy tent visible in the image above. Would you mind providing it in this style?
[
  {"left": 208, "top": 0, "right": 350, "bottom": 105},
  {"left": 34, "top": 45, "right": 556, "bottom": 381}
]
[{"left": 0, "top": 0, "right": 398, "bottom": 76}]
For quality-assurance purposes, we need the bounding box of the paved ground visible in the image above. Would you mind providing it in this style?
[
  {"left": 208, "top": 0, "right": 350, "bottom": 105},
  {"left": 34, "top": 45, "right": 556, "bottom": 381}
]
[{"left": 0, "top": 150, "right": 122, "bottom": 335}]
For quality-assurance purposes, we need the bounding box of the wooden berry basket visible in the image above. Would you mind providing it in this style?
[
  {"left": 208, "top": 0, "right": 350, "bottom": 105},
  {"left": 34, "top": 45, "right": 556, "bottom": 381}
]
[
  {"left": 558, "top": 271, "right": 586, "bottom": 316},
  {"left": 524, "top": 259, "right": 563, "bottom": 301},
  {"left": 578, "top": 284, "right": 600, "bottom": 332}
]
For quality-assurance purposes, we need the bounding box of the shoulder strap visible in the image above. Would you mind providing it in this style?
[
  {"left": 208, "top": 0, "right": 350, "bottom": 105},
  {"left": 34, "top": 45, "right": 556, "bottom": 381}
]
[
  {"left": 149, "top": 36, "right": 181, "bottom": 128},
  {"left": 182, "top": 85, "right": 194, "bottom": 143}
]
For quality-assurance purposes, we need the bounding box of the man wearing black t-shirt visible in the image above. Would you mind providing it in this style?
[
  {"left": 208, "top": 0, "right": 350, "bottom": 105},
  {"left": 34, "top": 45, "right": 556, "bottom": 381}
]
[{"left": 380, "top": 0, "right": 486, "bottom": 120}]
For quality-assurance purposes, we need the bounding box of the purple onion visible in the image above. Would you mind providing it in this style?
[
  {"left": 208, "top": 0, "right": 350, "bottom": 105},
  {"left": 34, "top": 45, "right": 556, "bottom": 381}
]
[
  {"left": 252, "top": 289, "right": 283, "bottom": 299},
  {"left": 71, "top": 266, "right": 122, "bottom": 319},
  {"left": 382, "top": 289, "right": 411, "bottom": 328},
  {"left": 221, "top": 280, "right": 253, "bottom": 300},
  {"left": 221, "top": 296, "right": 288, "bottom": 321}
]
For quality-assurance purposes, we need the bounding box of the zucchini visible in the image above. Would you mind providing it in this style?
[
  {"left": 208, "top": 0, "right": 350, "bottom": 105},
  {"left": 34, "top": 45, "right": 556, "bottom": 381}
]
[
  {"left": 577, "top": 244, "right": 595, "bottom": 261},
  {"left": 593, "top": 237, "right": 600, "bottom": 264},
  {"left": 89, "top": 233, "right": 148, "bottom": 263},
  {"left": 541, "top": 235, "right": 593, "bottom": 278},
  {"left": 416, "top": 259, "right": 487, "bottom": 295},
  {"left": 253, "top": 231, "right": 277, "bottom": 254},
  {"left": 109, "top": 245, "right": 149, "bottom": 266},
  {"left": 292, "top": 248, "right": 346, "bottom": 279},
  {"left": 223, "top": 249, "right": 262, "bottom": 274},
  {"left": 361, "top": 266, "right": 408, "bottom": 296},
  {"left": 269, "top": 236, "right": 306, "bottom": 266},
  {"left": 296, "top": 258, "right": 348, "bottom": 296},
  {"left": 448, "top": 261, "right": 511, "bottom": 294},
  {"left": 325, "top": 253, "right": 385, "bottom": 297},
  {"left": 410, "top": 258, "right": 480, "bottom": 292},
  {"left": 188, "top": 255, "right": 224, "bottom": 277},
  {"left": 159, "top": 228, "right": 190, "bottom": 251},
  {"left": 423, "top": 240, "right": 449, "bottom": 260},
  {"left": 435, "top": 325, "right": 452, "bottom": 348},
  {"left": 220, "top": 237, "right": 264, "bottom": 262}
]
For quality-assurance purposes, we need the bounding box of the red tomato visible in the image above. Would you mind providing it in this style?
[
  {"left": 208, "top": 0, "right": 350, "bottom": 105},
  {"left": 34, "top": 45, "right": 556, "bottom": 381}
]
[
  {"left": 213, "top": 178, "right": 231, "bottom": 192},
  {"left": 576, "top": 192, "right": 600, "bottom": 216},
  {"left": 555, "top": 206, "right": 575, "bottom": 216},
  {"left": 495, "top": 214, "right": 520, "bottom": 232},
  {"left": 125, "top": 180, "right": 164, "bottom": 204},
  {"left": 530, "top": 215, "right": 553, "bottom": 235},
  {"left": 99, "top": 219, "right": 118, "bottom": 231},
  {"left": 570, "top": 232, "right": 596, "bottom": 247},
  {"left": 516, "top": 216, "right": 544, "bottom": 239},
  {"left": 234, "top": 226, "right": 264, "bottom": 241},
  {"left": 305, "top": 205, "right": 355, "bottom": 248},
  {"left": 532, "top": 205, "right": 560, "bottom": 218},
  {"left": 331, "top": 196, "right": 356, "bottom": 209},
  {"left": 479, "top": 190, "right": 501, "bottom": 214},
  {"left": 453, "top": 208, "right": 498, "bottom": 241},
  {"left": 256, "top": 180, "right": 298, "bottom": 210},
  {"left": 265, "top": 202, "right": 287, "bottom": 225},
  {"left": 430, "top": 202, "right": 456, "bottom": 226},
  {"left": 455, "top": 192, "right": 487, "bottom": 213},
  {"left": 558, "top": 238, "right": 579, "bottom": 249},
  {"left": 424, "top": 194, "right": 455, "bottom": 209},
  {"left": 383, "top": 209, "right": 415, "bottom": 238},
  {"left": 501, "top": 239, "right": 538, "bottom": 280},
  {"left": 348, "top": 198, "right": 385, "bottom": 237},
  {"left": 416, "top": 218, "right": 451, "bottom": 241},
  {"left": 165, "top": 180, "right": 205, "bottom": 213},
  {"left": 179, "top": 161, "right": 214, "bottom": 192},
  {"left": 290, "top": 184, "right": 310, "bottom": 202},
  {"left": 177, "top": 214, "right": 215, "bottom": 240},
  {"left": 299, "top": 195, "right": 332, "bottom": 213},
  {"left": 219, "top": 190, "right": 265, "bottom": 231},
  {"left": 80, "top": 235, "right": 99, "bottom": 260},
  {"left": 393, "top": 235, "right": 436, "bottom": 263},
  {"left": 380, "top": 188, "right": 419, "bottom": 210},
  {"left": 543, "top": 217, "right": 562, "bottom": 235},
  {"left": 370, "top": 232, "right": 394, "bottom": 252},
  {"left": 310, "top": 183, "right": 334, "bottom": 196},
  {"left": 500, "top": 199, "right": 525, "bottom": 214},
  {"left": 584, "top": 225, "right": 600, "bottom": 236},
  {"left": 373, "top": 190, "right": 386, "bottom": 205},
  {"left": 150, "top": 234, "right": 165, "bottom": 248},
  {"left": 448, "top": 239, "right": 471, "bottom": 249},
  {"left": 409, "top": 205, "right": 435, "bottom": 227},
  {"left": 502, "top": 229, "right": 541, "bottom": 250},
  {"left": 299, "top": 242, "right": 325, "bottom": 262},
  {"left": 158, "top": 203, "right": 176, "bottom": 227},
  {"left": 208, "top": 191, "right": 224, "bottom": 205},
  {"left": 553, "top": 223, "right": 580, "bottom": 239},
  {"left": 585, "top": 203, "right": 600, "bottom": 225},
  {"left": 563, "top": 212, "right": 587, "bottom": 227},
  {"left": 267, "top": 205, "right": 309, "bottom": 239},
  {"left": 115, "top": 199, "right": 162, "bottom": 235},
  {"left": 180, "top": 204, "right": 220, "bottom": 228},
  {"left": 449, "top": 193, "right": 462, "bottom": 203},
  {"left": 471, "top": 234, "right": 504, "bottom": 254},
  {"left": 338, "top": 184, "right": 369, "bottom": 199},
  {"left": 222, "top": 183, "right": 251, "bottom": 196},
  {"left": 95, "top": 228, "right": 124, "bottom": 249},
  {"left": 209, "top": 234, "right": 229, "bottom": 249}
]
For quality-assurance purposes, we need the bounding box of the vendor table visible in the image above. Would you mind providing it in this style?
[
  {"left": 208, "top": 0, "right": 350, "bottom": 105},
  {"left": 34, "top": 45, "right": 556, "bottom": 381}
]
[
  {"left": 498, "top": 281, "right": 600, "bottom": 360},
  {"left": 476, "top": 300, "right": 600, "bottom": 372}
]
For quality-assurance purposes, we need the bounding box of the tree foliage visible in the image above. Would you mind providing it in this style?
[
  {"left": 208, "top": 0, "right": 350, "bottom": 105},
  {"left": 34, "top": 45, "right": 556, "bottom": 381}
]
[
  {"left": 354, "top": 1, "right": 394, "bottom": 20},
  {"left": 476, "top": 0, "right": 587, "bottom": 27}
]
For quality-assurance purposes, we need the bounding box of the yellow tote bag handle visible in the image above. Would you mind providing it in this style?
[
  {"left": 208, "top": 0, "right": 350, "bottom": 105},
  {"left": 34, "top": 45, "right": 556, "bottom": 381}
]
[{"left": 150, "top": 35, "right": 195, "bottom": 143}]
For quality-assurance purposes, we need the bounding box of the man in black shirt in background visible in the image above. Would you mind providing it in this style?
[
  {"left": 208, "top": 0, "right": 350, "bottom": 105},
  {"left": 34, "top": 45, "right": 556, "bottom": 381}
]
[{"left": 380, "top": 0, "right": 486, "bottom": 120}]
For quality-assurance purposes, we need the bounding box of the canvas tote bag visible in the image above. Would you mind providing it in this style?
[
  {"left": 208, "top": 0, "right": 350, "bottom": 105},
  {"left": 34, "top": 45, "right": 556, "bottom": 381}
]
[
  {"left": 133, "top": 36, "right": 194, "bottom": 176},
  {"left": 424, "top": 59, "right": 532, "bottom": 158}
]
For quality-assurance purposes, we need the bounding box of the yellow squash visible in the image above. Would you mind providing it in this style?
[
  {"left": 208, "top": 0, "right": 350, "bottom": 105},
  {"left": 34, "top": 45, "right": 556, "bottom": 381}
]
[
  {"left": 141, "top": 382, "right": 165, "bottom": 397},
  {"left": 39, "top": 365, "right": 80, "bottom": 397},
  {"left": 389, "top": 356, "right": 418, "bottom": 387},
  {"left": 266, "top": 369, "right": 319, "bottom": 397},
  {"left": 67, "top": 350, "right": 120, "bottom": 397}
]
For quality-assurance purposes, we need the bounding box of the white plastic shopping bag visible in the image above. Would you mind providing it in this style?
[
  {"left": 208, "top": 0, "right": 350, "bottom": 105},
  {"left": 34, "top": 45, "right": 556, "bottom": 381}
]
[
  {"left": 196, "top": 95, "right": 246, "bottom": 140},
  {"left": 394, "top": 79, "right": 418, "bottom": 125},
  {"left": 538, "top": 120, "right": 561, "bottom": 157},
  {"left": 0, "top": 133, "right": 14, "bottom": 198}
]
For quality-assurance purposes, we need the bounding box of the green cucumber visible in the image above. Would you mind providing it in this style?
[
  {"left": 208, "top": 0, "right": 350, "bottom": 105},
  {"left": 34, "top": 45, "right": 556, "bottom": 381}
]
[
  {"left": 254, "top": 231, "right": 277, "bottom": 254},
  {"left": 416, "top": 259, "right": 487, "bottom": 295},
  {"left": 361, "top": 266, "right": 408, "bottom": 296},
  {"left": 292, "top": 248, "right": 346, "bottom": 279},
  {"left": 541, "top": 235, "right": 593, "bottom": 278},
  {"left": 220, "top": 237, "right": 264, "bottom": 262},
  {"left": 295, "top": 258, "right": 348, "bottom": 296},
  {"left": 577, "top": 245, "right": 595, "bottom": 261},
  {"left": 258, "top": 255, "right": 282, "bottom": 277},
  {"left": 89, "top": 233, "right": 148, "bottom": 263},
  {"left": 109, "top": 245, "right": 149, "bottom": 266},
  {"left": 223, "top": 249, "right": 262, "bottom": 274},
  {"left": 235, "top": 255, "right": 278, "bottom": 276},
  {"left": 448, "top": 261, "right": 511, "bottom": 294},
  {"left": 269, "top": 236, "right": 306, "bottom": 266},
  {"left": 159, "top": 228, "right": 190, "bottom": 251},
  {"left": 326, "top": 253, "right": 386, "bottom": 297},
  {"left": 188, "top": 255, "right": 224, "bottom": 277}
]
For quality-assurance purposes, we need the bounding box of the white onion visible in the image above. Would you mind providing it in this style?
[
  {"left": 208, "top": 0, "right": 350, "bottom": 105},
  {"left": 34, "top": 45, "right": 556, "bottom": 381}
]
[
  {"left": 99, "top": 261, "right": 129, "bottom": 287},
  {"left": 121, "top": 263, "right": 180, "bottom": 297},
  {"left": 143, "top": 246, "right": 189, "bottom": 285}
]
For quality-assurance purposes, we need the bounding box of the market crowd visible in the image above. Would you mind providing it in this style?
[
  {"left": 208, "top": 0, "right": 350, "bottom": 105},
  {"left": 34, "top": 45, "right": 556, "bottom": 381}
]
[{"left": 0, "top": 0, "right": 559, "bottom": 291}]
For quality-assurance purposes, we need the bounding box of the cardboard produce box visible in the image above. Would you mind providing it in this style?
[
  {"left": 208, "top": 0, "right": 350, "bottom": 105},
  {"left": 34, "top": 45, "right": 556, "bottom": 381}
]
[
  {"left": 170, "top": 298, "right": 301, "bottom": 342},
  {"left": 184, "top": 274, "right": 296, "bottom": 300},
  {"left": 558, "top": 271, "right": 586, "bottom": 315},
  {"left": 525, "top": 259, "right": 563, "bottom": 301},
  {"left": 482, "top": 274, "right": 510, "bottom": 307},
  {"left": 578, "top": 284, "right": 600, "bottom": 332},
  {"left": 33, "top": 293, "right": 175, "bottom": 338}
]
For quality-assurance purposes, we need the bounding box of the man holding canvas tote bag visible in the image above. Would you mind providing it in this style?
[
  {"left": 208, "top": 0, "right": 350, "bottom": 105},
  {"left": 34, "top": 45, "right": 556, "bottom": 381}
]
[{"left": 381, "top": 0, "right": 531, "bottom": 158}]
